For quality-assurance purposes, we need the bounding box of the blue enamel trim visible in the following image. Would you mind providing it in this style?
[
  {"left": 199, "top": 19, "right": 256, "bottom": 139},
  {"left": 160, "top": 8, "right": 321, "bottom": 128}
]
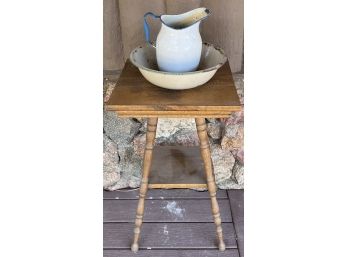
[{"left": 143, "top": 12, "right": 160, "bottom": 44}]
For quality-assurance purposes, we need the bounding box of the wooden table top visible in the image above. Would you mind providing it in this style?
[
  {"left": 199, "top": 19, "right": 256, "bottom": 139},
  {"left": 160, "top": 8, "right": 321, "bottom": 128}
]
[{"left": 106, "top": 59, "right": 241, "bottom": 118}]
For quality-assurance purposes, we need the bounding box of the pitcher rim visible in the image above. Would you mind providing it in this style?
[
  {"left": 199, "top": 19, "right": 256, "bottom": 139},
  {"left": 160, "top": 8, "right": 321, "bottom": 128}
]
[{"left": 159, "top": 7, "right": 210, "bottom": 30}]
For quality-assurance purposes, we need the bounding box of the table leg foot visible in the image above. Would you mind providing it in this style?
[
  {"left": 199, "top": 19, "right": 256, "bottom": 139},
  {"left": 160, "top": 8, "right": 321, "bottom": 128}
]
[
  {"left": 195, "top": 118, "right": 226, "bottom": 251},
  {"left": 131, "top": 243, "right": 139, "bottom": 253},
  {"left": 219, "top": 241, "right": 226, "bottom": 251},
  {"left": 131, "top": 118, "right": 158, "bottom": 252}
]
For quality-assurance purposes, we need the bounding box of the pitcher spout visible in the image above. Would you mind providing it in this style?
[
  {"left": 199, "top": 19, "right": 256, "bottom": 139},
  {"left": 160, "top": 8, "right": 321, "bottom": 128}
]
[{"left": 160, "top": 7, "right": 210, "bottom": 30}]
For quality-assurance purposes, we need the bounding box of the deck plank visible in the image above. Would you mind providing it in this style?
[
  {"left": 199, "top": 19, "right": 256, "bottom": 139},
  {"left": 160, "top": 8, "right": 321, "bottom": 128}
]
[
  {"left": 104, "top": 249, "right": 239, "bottom": 257},
  {"left": 104, "top": 199, "right": 232, "bottom": 222},
  {"left": 104, "top": 223, "right": 237, "bottom": 249},
  {"left": 103, "top": 189, "right": 227, "bottom": 199},
  {"left": 227, "top": 190, "right": 244, "bottom": 257}
]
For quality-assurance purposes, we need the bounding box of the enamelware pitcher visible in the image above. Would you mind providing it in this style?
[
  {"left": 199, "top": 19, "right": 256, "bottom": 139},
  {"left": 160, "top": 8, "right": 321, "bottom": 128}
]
[{"left": 143, "top": 7, "right": 210, "bottom": 72}]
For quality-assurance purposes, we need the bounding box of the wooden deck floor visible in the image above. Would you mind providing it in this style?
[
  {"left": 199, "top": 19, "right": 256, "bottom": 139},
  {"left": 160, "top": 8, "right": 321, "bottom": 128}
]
[{"left": 104, "top": 189, "right": 244, "bottom": 257}]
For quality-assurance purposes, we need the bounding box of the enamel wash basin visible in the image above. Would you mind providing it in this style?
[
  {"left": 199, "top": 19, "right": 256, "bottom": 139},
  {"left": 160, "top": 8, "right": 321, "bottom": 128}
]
[{"left": 129, "top": 42, "right": 227, "bottom": 90}]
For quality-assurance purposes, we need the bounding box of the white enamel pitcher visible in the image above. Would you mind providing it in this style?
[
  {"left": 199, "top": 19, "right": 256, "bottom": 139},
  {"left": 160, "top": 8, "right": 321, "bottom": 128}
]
[{"left": 143, "top": 7, "right": 210, "bottom": 72}]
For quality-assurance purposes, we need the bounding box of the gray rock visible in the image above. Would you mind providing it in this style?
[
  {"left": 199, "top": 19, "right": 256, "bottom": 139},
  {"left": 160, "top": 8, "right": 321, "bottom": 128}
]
[
  {"left": 235, "top": 147, "right": 244, "bottom": 165},
  {"left": 221, "top": 123, "right": 244, "bottom": 152},
  {"left": 210, "top": 144, "right": 235, "bottom": 186},
  {"left": 224, "top": 107, "right": 244, "bottom": 126},
  {"left": 103, "top": 111, "right": 141, "bottom": 147},
  {"left": 105, "top": 146, "right": 143, "bottom": 190},
  {"left": 173, "top": 129, "right": 199, "bottom": 146},
  {"left": 232, "top": 160, "right": 244, "bottom": 186},
  {"left": 156, "top": 118, "right": 196, "bottom": 138},
  {"left": 217, "top": 178, "right": 244, "bottom": 190},
  {"left": 214, "top": 158, "right": 244, "bottom": 190},
  {"left": 156, "top": 128, "right": 199, "bottom": 146},
  {"left": 103, "top": 110, "right": 143, "bottom": 190},
  {"left": 133, "top": 132, "right": 146, "bottom": 157},
  {"left": 103, "top": 134, "right": 121, "bottom": 188},
  {"left": 153, "top": 117, "right": 198, "bottom": 146},
  {"left": 134, "top": 118, "right": 147, "bottom": 134},
  {"left": 207, "top": 120, "right": 223, "bottom": 140},
  {"left": 212, "top": 155, "right": 244, "bottom": 189}
]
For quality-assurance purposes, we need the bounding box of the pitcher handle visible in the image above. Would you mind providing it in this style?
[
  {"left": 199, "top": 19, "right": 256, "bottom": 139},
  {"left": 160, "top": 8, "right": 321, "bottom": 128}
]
[{"left": 144, "top": 12, "right": 160, "bottom": 46}]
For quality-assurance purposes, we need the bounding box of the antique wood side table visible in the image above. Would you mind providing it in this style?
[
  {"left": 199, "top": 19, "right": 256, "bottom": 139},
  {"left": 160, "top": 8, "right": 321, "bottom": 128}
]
[{"left": 106, "top": 59, "right": 241, "bottom": 252}]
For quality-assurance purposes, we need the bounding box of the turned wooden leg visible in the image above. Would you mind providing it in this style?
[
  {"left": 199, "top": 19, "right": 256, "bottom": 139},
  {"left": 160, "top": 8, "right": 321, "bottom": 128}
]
[
  {"left": 195, "top": 118, "right": 226, "bottom": 251},
  {"left": 131, "top": 117, "right": 158, "bottom": 252}
]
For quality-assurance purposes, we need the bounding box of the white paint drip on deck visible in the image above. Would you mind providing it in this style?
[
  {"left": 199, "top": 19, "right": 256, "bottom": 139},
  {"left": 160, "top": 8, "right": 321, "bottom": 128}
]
[
  {"left": 163, "top": 225, "right": 169, "bottom": 244},
  {"left": 163, "top": 224, "right": 169, "bottom": 235},
  {"left": 161, "top": 201, "right": 185, "bottom": 219}
]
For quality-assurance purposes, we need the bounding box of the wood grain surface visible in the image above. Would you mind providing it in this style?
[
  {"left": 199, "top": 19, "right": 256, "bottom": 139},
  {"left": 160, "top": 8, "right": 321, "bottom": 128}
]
[
  {"left": 103, "top": 189, "right": 228, "bottom": 199},
  {"left": 104, "top": 223, "right": 237, "bottom": 249},
  {"left": 104, "top": 249, "right": 240, "bottom": 257},
  {"left": 104, "top": 199, "right": 232, "bottom": 222},
  {"left": 105, "top": 60, "right": 241, "bottom": 117},
  {"left": 103, "top": 189, "right": 243, "bottom": 256},
  {"left": 148, "top": 146, "right": 207, "bottom": 188},
  {"left": 195, "top": 118, "right": 226, "bottom": 251},
  {"left": 228, "top": 190, "right": 244, "bottom": 257},
  {"left": 131, "top": 118, "right": 158, "bottom": 252}
]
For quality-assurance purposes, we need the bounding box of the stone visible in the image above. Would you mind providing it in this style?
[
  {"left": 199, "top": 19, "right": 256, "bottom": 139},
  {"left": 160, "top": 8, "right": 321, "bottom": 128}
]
[
  {"left": 133, "top": 132, "right": 146, "bottom": 157},
  {"left": 105, "top": 146, "right": 143, "bottom": 190},
  {"left": 206, "top": 119, "right": 223, "bottom": 140},
  {"left": 223, "top": 107, "right": 244, "bottom": 126},
  {"left": 214, "top": 159, "right": 244, "bottom": 190},
  {"left": 173, "top": 129, "right": 199, "bottom": 146},
  {"left": 217, "top": 177, "right": 243, "bottom": 190},
  {"left": 155, "top": 118, "right": 199, "bottom": 146},
  {"left": 103, "top": 105, "right": 143, "bottom": 189},
  {"left": 103, "top": 111, "right": 141, "bottom": 147},
  {"left": 210, "top": 144, "right": 235, "bottom": 187},
  {"left": 136, "top": 118, "right": 147, "bottom": 133},
  {"left": 103, "top": 134, "right": 121, "bottom": 188},
  {"left": 236, "top": 147, "right": 244, "bottom": 164},
  {"left": 103, "top": 131, "right": 143, "bottom": 190},
  {"left": 221, "top": 101, "right": 244, "bottom": 172},
  {"left": 156, "top": 118, "right": 196, "bottom": 138},
  {"left": 221, "top": 123, "right": 244, "bottom": 151},
  {"left": 232, "top": 160, "right": 244, "bottom": 186},
  {"left": 156, "top": 128, "right": 199, "bottom": 146},
  {"left": 209, "top": 140, "right": 244, "bottom": 189}
]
